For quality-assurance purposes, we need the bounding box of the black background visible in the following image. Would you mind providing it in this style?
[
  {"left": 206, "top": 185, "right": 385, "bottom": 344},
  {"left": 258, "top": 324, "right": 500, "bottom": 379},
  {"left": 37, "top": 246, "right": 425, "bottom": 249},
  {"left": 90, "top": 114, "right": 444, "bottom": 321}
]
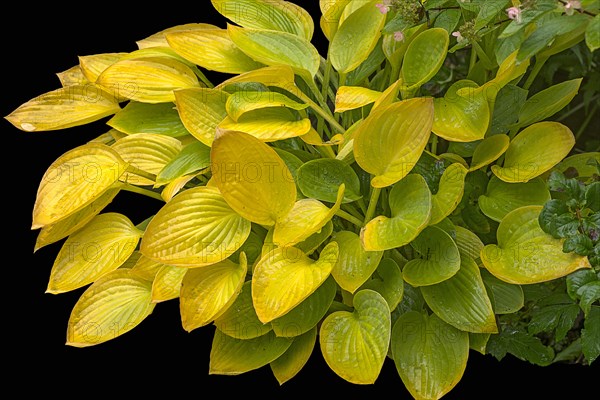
[{"left": 4, "top": 1, "right": 596, "bottom": 396}]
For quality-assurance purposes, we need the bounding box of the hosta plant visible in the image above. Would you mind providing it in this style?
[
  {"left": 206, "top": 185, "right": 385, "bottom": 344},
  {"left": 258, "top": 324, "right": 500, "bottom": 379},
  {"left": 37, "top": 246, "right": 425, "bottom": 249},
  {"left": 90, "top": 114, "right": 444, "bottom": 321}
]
[{"left": 7, "top": 0, "right": 600, "bottom": 398}]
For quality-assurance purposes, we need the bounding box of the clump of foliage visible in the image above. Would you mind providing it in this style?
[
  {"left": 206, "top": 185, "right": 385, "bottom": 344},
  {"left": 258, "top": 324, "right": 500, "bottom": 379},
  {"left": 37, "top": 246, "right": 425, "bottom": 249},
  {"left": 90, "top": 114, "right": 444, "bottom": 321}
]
[{"left": 6, "top": 0, "right": 600, "bottom": 398}]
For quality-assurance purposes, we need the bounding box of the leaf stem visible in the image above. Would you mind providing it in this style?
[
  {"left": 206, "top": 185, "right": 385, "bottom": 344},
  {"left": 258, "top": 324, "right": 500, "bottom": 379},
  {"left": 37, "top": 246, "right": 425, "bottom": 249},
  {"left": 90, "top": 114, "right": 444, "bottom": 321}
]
[
  {"left": 363, "top": 187, "right": 382, "bottom": 226},
  {"left": 523, "top": 56, "right": 548, "bottom": 90},
  {"left": 119, "top": 183, "right": 164, "bottom": 201},
  {"left": 297, "top": 91, "right": 346, "bottom": 134},
  {"left": 126, "top": 166, "right": 157, "bottom": 182},
  {"left": 335, "top": 209, "right": 364, "bottom": 228},
  {"left": 575, "top": 102, "right": 599, "bottom": 140}
]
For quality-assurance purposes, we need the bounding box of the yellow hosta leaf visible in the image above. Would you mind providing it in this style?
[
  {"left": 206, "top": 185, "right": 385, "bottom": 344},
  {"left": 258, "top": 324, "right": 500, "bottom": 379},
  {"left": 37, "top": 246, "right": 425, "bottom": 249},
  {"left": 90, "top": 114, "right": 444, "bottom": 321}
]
[
  {"left": 354, "top": 98, "right": 434, "bottom": 188},
  {"left": 335, "top": 86, "right": 381, "bottom": 113},
  {"left": 331, "top": 230, "right": 384, "bottom": 293},
  {"left": 491, "top": 122, "right": 575, "bottom": 183},
  {"left": 32, "top": 143, "right": 128, "bottom": 228},
  {"left": 320, "top": 0, "right": 352, "bottom": 40},
  {"left": 5, "top": 85, "right": 120, "bottom": 132},
  {"left": 270, "top": 328, "right": 317, "bottom": 385},
  {"left": 140, "top": 186, "right": 251, "bottom": 267},
  {"left": 252, "top": 242, "right": 339, "bottom": 323},
  {"left": 226, "top": 90, "right": 308, "bottom": 122},
  {"left": 112, "top": 133, "right": 182, "bottom": 186},
  {"left": 216, "top": 65, "right": 296, "bottom": 91},
  {"left": 161, "top": 173, "right": 201, "bottom": 201},
  {"left": 47, "top": 213, "right": 142, "bottom": 294},
  {"left": 319, "top": 289, "right": 391, "bottom": 384},
  {"left": 211, "top": 0, "right": 314, "bottom": 40},
  {"left": 273, "top": 184, "right": 345, "bottom": 247},
  {"left": 430, "top": 163, "right": 468, "bottom": 225},
  {"left": 136, "top": 23, "right": 218, "bottom": 48},
  {"left": 79, "top": 52, "right": 126, "bottom": 82},
  {"left": 211, "top": 130, "right": 296, "bottom": 226},
  {"left": 481, "top": 206, "right": 591, "bottom": 284},
  {"left": 107, "top": 101, "right": 190, "bottom": 138},
  {"left": 151, "top": 265, "right": 187, "bottom": 303},
  {"left": 228, "top": 25, "right": 320, "bottom": 79},
  {"left": 300, "top": 128, "right": 344, "bottom": 146},
  {"left": 218, "top": 108, "right": 312, "bottom": 142},
  {"left": 130, "top": 255, "right": 164, "bottom": 281},
  {"left": 180, "top": 257, "right": 247, "bottom": 332},
  {"left": 174, "top": 88, "right": 229, "bottom": 146},
  {"left": 56, "top": 65, "right": 88, "bottom": 86},
  {"left": 166, "top": 28, "right": 263, "bottom": 74},
  {"left": 67, "top": 269, "right": 155, "bottom": 347},
  {"left": 97, "top": 57, "right": 200, "bottom": 103},
  {"left": 372, "top": 79, "right": 402, "bottom": 111},
  {"left": 34, "top": 188, "right": 119, "bottom": 252},
  {"left": 470, "top": 134, "right": 510, "bottom": 171}
]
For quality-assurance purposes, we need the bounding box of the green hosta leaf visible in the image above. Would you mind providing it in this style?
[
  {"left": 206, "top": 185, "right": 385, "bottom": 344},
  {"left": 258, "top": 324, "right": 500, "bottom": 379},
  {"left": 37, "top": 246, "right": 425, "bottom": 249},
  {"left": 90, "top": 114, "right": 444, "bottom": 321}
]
[
  {"left": 67, "top": 269, "right": 155, "bottom": 347},
  {"left": 582, "top": 306, "right": 600, "bottom": 364},
  {"left": 216, "top": 65, "right": 296, "bottom": 91},
  {"left": 271, "top": 276, "right": 337, "bottom": 338},
  {"left": 165, "top": 28, "right": 263, "bottom": 74},
  {"left": 47, "top": 213, "right": 142, "bottom": 293},
  {"left": 586, "top": 14, "right": 600, "bottom": 52},
  {"left": 211, "top": 130, "right": 296, "bottom": 225},
  {"left": 401, "top": 28, "right": 449, "bottom": 95},
  {"left": 487, "top": 328, "right": 554, "bottom": 366},
  {"left": 403, "top": 226, "right": 461, "bottom": 287},
  {"left": 252, "top": 242, "right": 338, "bottom": 323},
  {"left": 174, "top": 88, "right": 228, "bottom": 146},
  {"left": 354, "top": 98, "right": 434, "bottom": 188},
  {"left": 218, "top": 108, "right": 312, "bottom": 141},
  {"left": 361, "top": 174, "right": 432, "bottom": 251},
  {"left": 225, "top": 90, "right": 307, "bottom": 122},
  {"left": 518, "top": 14, "right": 590, "bottom": 63},
  {"left": 228, "top": 25, "right": 320, "bottom": 79},
  {"left": 430, "top": 163, "right": 468, "bottom": 225},
  {"left": 156, "top": 141, "right": 211, "bottom": 185},
  {"left": 469, "top": 333, "right": 491, "bottom": 355},
  {"left": 272, "top": 185, "right": 345, "bottom": 247},
  {"left": 491, "top": 122, "right": 575, "bottom": 183},
  {"left": 331, "top": 230, "right": 384, "bottom": 294},
  {"left": 97, "top": 57, "right": 200, "bottom": 103},
  {"left": 481, "top": 206, "right": 591, "bottom": 284},
  {"left": 481, "top": 270, "right": 524, "bottom": 314},
  {"left": 107, "top": 101, "right": 189, "bottom": 137},
  {"left": 528, "top": 302, "right": 580, "bottom": 342},
  {"left": 479, "top": 176, "right": 551, "bottom": 223},
  {"left": 517, "top": 79, "right": 582, "bottom": 128},
  {"left": 209, "top": 330, "right": 293, "bottom": 375},
  {"left": 578, "top": 281, "right": 600, "bottom": 316},
  {"left": 432, "top": 80, "right": 490, "bottom": 142},
  {"left": 330, "top": 1, "right": 385, "bottom": 74},
  {"left": 335, "top": 86, "right": 382, "bottom": 113},
  {"left": 215, "top": 281, "right": 272, "bottom": 339},
  {"left": 112, "top": 133, "right": 182, "bottom": 186},
  {"left": 151, "top": 265, "right": 186, "bottom": 303},
  {"left": 211, "top": 0, "right": 314, "bottom": 40},
  {"left": 319, "top": 0, "right": 353, "bottom": 40},
  {"left": 32, "top": 144, "right": 128, "bottom": 228},
  {"left": 6, "top": 85, "right": 120, "bottom": 132},
  {"left": 490, "top": 85, "right": 528, "bottom": 135},
  {"left": 470, "top": 134, "right": 510, "bottom": 171},
  {"left": 297, "top": 159, "right": 361, "bottom": 203},
  {"left": 360, "top": 258, "right": 404, "bottom": 310},
  {"left": 34, "top": 188, "right": 119, "bottom": 252},
  {"left": 141, "top": 186, "right": 251, "bottom": 267},
  {"left": 421, "top": 257, "right": 497, "bottom": 333},
  {"left": 270, "top": 328, "right": 317, "bottom": 384},
  {"left": 391, "top": 311, "right": 469, "bottom": 400},
  {"left": 180, "top": 257, "right": 247, "bottom": 332},
  {"left": 320, "top": 289, "right": 391, "bottom": 385},
  {"left": 454, "top": 225, "right": 484, "bottom": 261}
]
